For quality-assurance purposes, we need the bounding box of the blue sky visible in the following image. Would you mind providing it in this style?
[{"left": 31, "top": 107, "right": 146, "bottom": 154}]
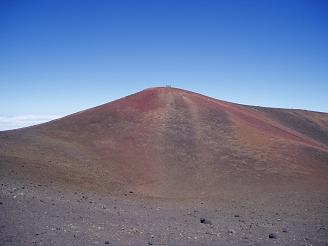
[{"left": 0, "top": 0, "right": 327, "bottom": 130}]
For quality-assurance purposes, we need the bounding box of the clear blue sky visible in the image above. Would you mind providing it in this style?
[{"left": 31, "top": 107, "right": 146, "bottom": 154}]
[{"left": 0, "top": 0, "right": 327, "bottom": 129}]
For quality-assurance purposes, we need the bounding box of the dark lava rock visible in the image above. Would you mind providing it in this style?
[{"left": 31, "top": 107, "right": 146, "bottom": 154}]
[
  {"left": 105, "top": 242, "right": 109, "bottom": 245},
  {"left": 282, "top": 228, "right": 288, "bottom": 233},
  {"left": 234, "top": 214, "right": 240, "bottom": 217},
  {"left": 200, "top": 218, "right": 212, "bottom": 225},
  {"left": 269, "top": 233, "right": 277, "bottom": 239}
]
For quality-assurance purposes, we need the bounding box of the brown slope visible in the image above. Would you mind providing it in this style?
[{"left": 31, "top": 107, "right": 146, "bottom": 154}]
[{"left": 0, "top": 87, "right": 328, "bottom": 198}]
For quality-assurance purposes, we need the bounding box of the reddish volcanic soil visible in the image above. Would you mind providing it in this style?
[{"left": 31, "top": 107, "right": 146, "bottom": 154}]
[
  {"left": 1, "top": 87, "right": 327, "bottom": 198},
  {"left": 1, "top": 87, "right": 328, "bottom": 245}
]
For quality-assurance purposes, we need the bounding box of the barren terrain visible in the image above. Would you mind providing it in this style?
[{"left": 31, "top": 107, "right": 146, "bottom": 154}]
[{"left": 1, "top": 87, "right": 328, "bottom": 245}]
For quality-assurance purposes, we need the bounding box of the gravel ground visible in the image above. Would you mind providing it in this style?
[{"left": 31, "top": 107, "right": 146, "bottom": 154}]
[{"left": 1, "top": 177, "right": 327, "bottom": 246}]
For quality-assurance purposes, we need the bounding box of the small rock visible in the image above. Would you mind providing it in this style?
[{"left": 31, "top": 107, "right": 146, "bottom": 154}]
[
  {"left": 228, "top": 229, "right": 236, "bottom": 234},
  {"left": 282, "top": 228, "right": 288, "bottom": 233},
  {"left": 269, "top": 233, "right": 277, "bottom": 239},
  {"left": 234, "top": 215, "right": 240, "bottom": 217},
  {"left": 0, "top": 202, "right": 3, "bottom": 205},
  {"left": 200, "top": 218, "right": 212, "bottom": 225},
  {"left": 105, "top": 242, "right": 109, "bottom": 245}
]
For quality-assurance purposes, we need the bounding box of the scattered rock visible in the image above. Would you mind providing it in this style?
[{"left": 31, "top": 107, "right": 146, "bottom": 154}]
[
  {"left": 234, "top": 214, "right": 240, "bottom": 217},
  {"left": 269, "top": 233, "right": 277, "bottom": 239},
  {"left": 105, "top": 242, "right": 109, "bottom": 245},
  {"left": 282, "top": 228, "right": 288, "bottom": 233},
  {"left": 228, "top": 229, "right": 236, "bottom": 234}
]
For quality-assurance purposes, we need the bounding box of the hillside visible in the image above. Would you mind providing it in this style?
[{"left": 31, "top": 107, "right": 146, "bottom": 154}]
[{"left": 1, "top": 87, "right": 328, "bottom": 198}]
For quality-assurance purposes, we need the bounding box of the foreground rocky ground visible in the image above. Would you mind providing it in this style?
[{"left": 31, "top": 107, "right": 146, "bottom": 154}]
[{"left": 1, "top": 176, "right": 327, "bottom": 246}]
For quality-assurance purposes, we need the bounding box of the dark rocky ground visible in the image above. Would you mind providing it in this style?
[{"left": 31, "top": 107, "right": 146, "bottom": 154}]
[{"left": 1, "top": 176, "right": 327, "bottom": 246}]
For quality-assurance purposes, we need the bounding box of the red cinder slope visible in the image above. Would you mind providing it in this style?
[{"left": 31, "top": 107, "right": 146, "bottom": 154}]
[{"left": 1, "top": 87, "right": 327, "bottom": 198}]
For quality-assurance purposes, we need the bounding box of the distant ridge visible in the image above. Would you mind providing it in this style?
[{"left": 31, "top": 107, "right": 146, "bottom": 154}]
[{"left": 1, "top": 87, "right": 327, "bottom": 198}]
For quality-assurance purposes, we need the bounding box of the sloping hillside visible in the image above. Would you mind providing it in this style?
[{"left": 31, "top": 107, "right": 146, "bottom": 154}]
[{"left": 1, "top": 87, "right": 327, "bottom": 198}]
